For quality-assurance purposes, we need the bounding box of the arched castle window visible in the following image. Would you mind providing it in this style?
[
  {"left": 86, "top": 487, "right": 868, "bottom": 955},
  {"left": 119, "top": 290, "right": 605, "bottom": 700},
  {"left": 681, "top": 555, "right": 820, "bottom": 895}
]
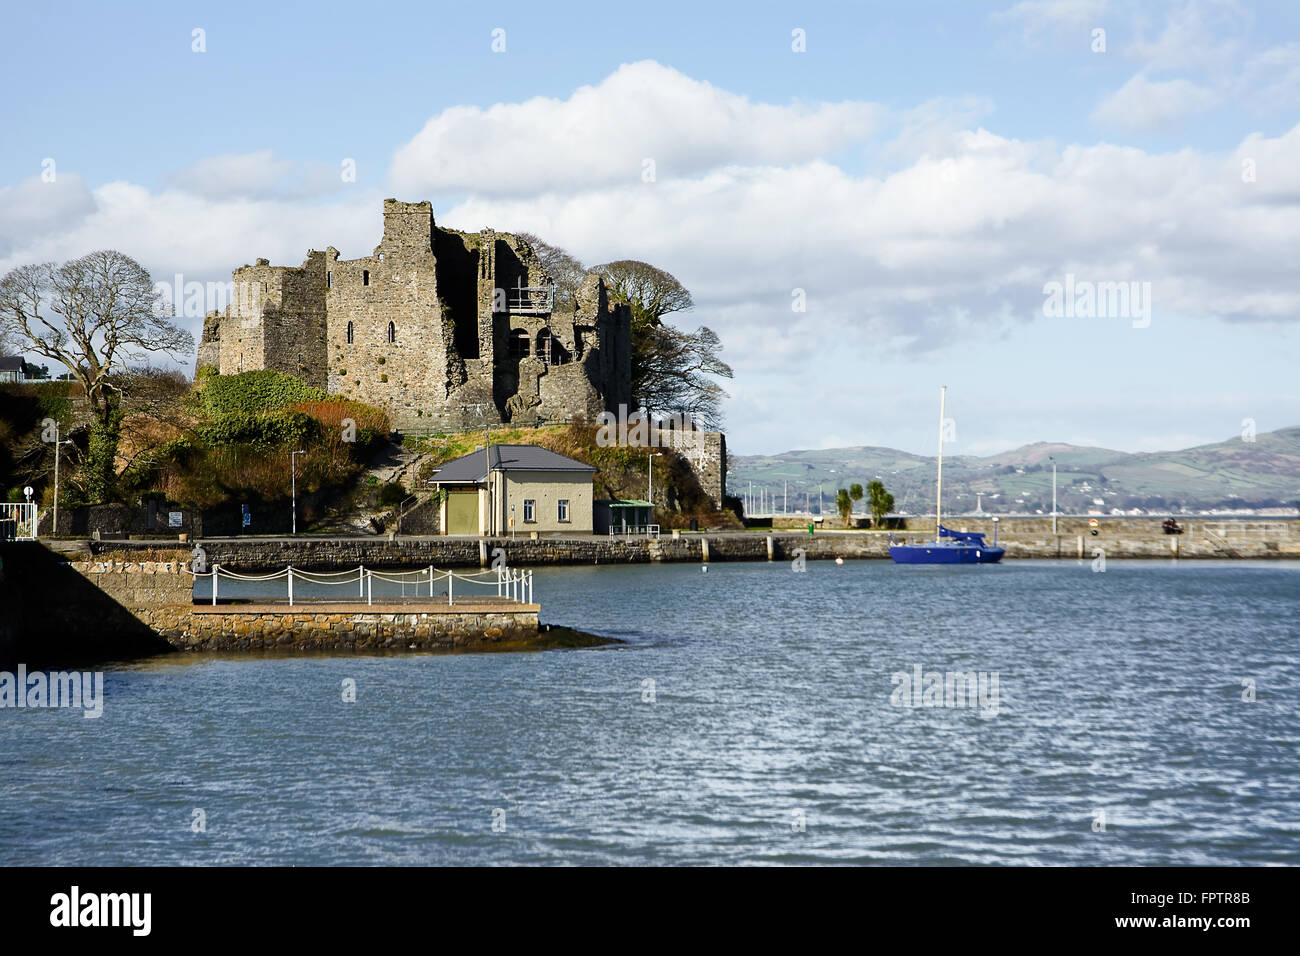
[
  {"left": 387, "top": 321, "right": 396, "bottom": 343},
  {"left": 346, "top": 321, "right": 354, "bottom": 344},
  {"left": 508, "top": 329, "right": 530, "bottom": 361}
]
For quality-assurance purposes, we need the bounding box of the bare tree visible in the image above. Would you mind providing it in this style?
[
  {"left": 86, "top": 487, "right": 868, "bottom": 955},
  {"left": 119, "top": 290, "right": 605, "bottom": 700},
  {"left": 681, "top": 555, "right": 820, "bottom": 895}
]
[
  {"left": 593, "top": 259, "right": 694, "bottom": 326},
  {"left": 517, "top": 232, "right": 586, "bottom": 315},
  {"left": 0, "top": 250, "right": 194, "bottom": 500},
  {"left": 591, "top": 259, "right": 732, "bottom": 428}
]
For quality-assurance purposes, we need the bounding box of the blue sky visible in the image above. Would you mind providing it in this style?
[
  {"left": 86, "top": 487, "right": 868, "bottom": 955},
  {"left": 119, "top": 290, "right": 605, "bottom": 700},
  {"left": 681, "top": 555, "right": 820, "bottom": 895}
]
[{"left": 2, "top": 0, "right": 1298, "bottom": 456}]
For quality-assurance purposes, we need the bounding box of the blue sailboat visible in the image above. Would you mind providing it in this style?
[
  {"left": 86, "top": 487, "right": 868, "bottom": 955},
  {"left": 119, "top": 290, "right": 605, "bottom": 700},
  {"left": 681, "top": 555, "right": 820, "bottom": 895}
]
[{"left": 889, "top": 386, "right": 1005, "bottom": 565}]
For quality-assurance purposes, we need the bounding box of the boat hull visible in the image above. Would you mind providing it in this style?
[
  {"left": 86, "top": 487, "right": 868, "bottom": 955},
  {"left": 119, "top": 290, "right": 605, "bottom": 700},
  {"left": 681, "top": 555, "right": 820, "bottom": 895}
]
[{"left": 889, "top": 543, "right": 1005, "bottom": 564}]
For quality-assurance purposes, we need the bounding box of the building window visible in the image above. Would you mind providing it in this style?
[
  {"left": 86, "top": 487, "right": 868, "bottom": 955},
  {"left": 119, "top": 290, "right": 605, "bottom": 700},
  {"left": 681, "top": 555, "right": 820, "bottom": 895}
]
[
  {"left": 346, "top": 321, "right": 353, "bottom": 344},
  {"left": 558, "top": 499, "right": 569, "bottom": 522},
  {"left": 536, "top": 327, "right": 568, "bottom": 365},
  {"left": 363, "top": 270, "right": 370, "bottom": 286},
  {"left": 387, "top": 321, "right": 396, "bottom": 343},
  {"left": 523, "top": 499, "right": 535, "bottom": 523},
  {"left": 508, "top": 328, "right": 530, "bottom": 361},
  {"left": 327, "top": 271, "right": 332, "bottom": 288}
]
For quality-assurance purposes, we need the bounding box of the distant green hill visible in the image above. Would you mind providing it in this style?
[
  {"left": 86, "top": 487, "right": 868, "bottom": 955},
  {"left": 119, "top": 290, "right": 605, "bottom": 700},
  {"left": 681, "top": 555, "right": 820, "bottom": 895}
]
[{"left": 729, "top": 427, "right": 1300, "bottom": 515}]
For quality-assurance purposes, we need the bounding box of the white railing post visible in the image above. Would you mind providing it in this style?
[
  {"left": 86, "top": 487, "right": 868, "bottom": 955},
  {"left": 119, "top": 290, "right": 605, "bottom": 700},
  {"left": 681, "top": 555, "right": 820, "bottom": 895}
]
[
  {"left": 211, "top": 565, "right": 219, "bottom": 606},
  {"left": 359, "top": 564, "right": 365, "bottom": 598},
  {"left": 429, "top": 564, "right": 435, "bottom": 598},
  {"left": 497, "top": 566, "right": 503, "bottom": 597},
  {"left": 367, "top": 570, "right": 372, "bottom": 606},
  {"left": 448, "top": 572, "right": 454, "bottom": 607},
  {"left": 527, "top": 570, "right": 532, "bottom": 605},
  {"left": 287, "top": 567, "right": 294, "bottom": 606}
]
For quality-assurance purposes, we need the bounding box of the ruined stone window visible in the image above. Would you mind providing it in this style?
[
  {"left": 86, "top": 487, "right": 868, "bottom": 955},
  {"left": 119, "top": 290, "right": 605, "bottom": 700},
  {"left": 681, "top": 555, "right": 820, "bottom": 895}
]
[
  {"left": 363, "top": 270, "right": 370, "bottom": 286},
  {"left": 327, "top": 271, "right": 332, "bottom": 289},
  {"left": 387, "top": 321, "right": 396, "bottom": 343},
  {"left": 536, "top": 328, "right": 569, "bottom": 365},
  {"left": 346, "top": 321, "right": 354, "bottom": 344},
  {"left": 508, "top": 329, "right": 530, "bottom": 361}
]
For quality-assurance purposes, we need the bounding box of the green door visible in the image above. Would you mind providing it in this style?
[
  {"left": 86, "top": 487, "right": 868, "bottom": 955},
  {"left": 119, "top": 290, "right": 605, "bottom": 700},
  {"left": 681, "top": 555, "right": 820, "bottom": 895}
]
[{"left": 446, "top": 489, "right": 479, "bottom": 535}]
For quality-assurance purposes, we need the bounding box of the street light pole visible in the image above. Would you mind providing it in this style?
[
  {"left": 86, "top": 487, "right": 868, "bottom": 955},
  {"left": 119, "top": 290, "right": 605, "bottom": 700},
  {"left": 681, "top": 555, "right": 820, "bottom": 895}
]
[
  {"left": 291, "top": 450, "right": 305, "bottom": 535},
  {"left": 53, "top": 422, "right": 61, "bottom": 535},
  {"left": 1050, "top": 455, "right": 1057, "bottom": 535},
  {"left": 648, "top": 451, "right": 661, "bottom": 531},
  {"left": 50, "top": 422, "right": 75, "bottom": 537}
]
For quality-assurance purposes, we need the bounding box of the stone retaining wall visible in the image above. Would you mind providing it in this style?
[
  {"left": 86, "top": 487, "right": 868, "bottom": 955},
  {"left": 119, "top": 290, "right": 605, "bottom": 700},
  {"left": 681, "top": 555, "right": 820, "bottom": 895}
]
[
  {"left": 183, "top": 605, "right": 539, "bottom": 652},
  {"left": 52, "top": 553, "right": 542, "bottom": 657}
]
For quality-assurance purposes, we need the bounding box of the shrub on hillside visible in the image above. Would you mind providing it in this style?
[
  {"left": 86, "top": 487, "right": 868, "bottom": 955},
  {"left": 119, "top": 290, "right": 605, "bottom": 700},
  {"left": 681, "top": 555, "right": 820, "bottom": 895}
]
[
  {"left": 198, "top": 410, "right": 323, "bottom": 448},
  {"left": 290, "top": 398, "right": 389, "bottom": 454},
  {"left": 200, "top": 370, "right": 327, "bottom": 417}
]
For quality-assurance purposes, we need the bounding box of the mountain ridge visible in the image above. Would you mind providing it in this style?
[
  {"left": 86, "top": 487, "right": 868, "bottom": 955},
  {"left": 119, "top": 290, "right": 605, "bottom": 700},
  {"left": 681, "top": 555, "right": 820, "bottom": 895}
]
[{"left": 728, "top": 427, "right": 1300, "bottom": 514}]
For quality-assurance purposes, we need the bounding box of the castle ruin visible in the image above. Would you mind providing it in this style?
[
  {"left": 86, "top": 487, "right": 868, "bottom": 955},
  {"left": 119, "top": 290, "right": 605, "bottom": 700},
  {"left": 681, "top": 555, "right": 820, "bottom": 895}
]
[{"left": 196, "top": 199, "right": 632, "bottom": 431}]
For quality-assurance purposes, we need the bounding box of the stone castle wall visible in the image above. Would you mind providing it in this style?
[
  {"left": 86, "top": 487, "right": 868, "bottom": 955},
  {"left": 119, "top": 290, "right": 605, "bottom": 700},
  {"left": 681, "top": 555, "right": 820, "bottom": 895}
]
[
  {"left": 655, "top": 427, "right": 727, "bottom": 508},
  {"left": 198, "top": 199, "right": 633, "bottom": 432}
]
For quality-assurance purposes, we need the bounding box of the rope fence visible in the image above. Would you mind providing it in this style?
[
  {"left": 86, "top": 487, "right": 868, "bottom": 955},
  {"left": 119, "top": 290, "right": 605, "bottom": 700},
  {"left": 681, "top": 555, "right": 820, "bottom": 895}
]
[{"left": 191, "top": 564, "right": 534, "bottom": 607}]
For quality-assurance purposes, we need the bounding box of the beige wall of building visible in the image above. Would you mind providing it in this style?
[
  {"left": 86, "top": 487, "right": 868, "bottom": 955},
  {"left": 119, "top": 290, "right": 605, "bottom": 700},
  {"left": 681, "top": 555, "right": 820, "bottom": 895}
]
[
  {"left": 499, "top": 471, "right": 593, "bottom": 534},
  {"left": 436, "top": 472, "right": 594, "bottom": 535}
]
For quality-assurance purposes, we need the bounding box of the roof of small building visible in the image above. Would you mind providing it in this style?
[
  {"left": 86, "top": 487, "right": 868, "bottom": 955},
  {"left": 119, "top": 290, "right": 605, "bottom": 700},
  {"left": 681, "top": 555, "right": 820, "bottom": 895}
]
[
  {"left": 428, "top": 444, "right": 597, "bottom": 484},
  {"left": 0, "top": 356, "right": 24, "bottom": 371}
]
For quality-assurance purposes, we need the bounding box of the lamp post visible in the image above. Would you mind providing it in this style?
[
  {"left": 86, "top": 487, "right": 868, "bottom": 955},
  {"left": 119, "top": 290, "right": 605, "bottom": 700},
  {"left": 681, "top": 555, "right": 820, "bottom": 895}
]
[
  {"left": 291, "top": 450, "right": 305, "bottom": 535},
  {"left": 1049, "top": 455, "right": 1058, "bottom": 535},
  {"left": 50, "top": 423, "right": 75, "bottom": 536},
  {"left": 648, "top": 451, "right": 661, "bottom": 526}
]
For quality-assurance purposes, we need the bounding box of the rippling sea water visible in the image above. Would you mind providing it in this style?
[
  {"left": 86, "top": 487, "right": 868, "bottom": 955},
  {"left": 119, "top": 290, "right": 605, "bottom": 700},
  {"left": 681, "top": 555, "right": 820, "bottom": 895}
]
[{"left": 2, "top": 559, "right": 1297, "bottom": 865}]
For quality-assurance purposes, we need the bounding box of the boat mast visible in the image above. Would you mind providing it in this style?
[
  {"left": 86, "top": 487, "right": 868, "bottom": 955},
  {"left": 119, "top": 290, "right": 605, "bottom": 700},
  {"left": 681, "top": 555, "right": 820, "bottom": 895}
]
[{"left": 936, "top": 385, "right": 946, "bottom": 539}]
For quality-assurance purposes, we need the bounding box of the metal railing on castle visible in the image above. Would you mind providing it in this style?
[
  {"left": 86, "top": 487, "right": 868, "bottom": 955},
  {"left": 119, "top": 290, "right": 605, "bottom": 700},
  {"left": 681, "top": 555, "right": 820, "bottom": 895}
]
[{"left": 190, "top": 565, "right": 534, "bottom": 607}]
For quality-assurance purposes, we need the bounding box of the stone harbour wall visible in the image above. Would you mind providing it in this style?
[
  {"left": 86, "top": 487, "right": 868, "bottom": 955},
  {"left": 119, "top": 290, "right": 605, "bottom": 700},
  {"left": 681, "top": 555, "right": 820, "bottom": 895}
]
[
  {"left": 43, "top": 552, "right": 543, "bottom": 659},
  {"left": 182, "top": 606, "right": 540, "bottom": 652},
  {"left": 173, "top": 516, "right": 1300, "bottom": 572}
]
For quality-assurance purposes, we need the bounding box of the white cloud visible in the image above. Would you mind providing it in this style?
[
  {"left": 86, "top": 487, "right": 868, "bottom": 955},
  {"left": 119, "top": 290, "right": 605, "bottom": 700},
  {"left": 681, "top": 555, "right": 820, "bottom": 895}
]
[
  {"left": 0, "top": 174, "right": 97, "bottom": 256},
  {"left": 1091, "top": 1, "right": 1300, "bottom": 132},
  {"left": 1091, "top": 74, "right": 1220, "bottom": 129},
  {"left": 166, "top": 149, "right": 351, "bottom": 201},
  {"left": 1126, "top": 0, "right": 1250, "bottom": 73},
  {"left": 993, "top": 0, "right": 1109, "bottom": 38},
  {"left": 389, "top": 60, "right": 884, "bottom": 197}
]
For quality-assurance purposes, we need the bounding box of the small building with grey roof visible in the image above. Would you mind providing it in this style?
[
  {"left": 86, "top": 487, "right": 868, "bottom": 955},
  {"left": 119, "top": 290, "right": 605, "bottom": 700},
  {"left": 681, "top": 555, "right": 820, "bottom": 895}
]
[{"left": 425, "top": 444, "right": 597, "bottom": 535}]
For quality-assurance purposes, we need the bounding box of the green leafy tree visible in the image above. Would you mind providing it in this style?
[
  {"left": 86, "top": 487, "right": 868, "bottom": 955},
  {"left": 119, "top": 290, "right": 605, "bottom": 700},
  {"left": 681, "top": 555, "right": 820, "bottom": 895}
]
[
  {"left": 836, "top": 488, "right": 853, "bottom": 527},
  {"left": 867, "top": 480, "right": 895, "bottom": 528}
]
